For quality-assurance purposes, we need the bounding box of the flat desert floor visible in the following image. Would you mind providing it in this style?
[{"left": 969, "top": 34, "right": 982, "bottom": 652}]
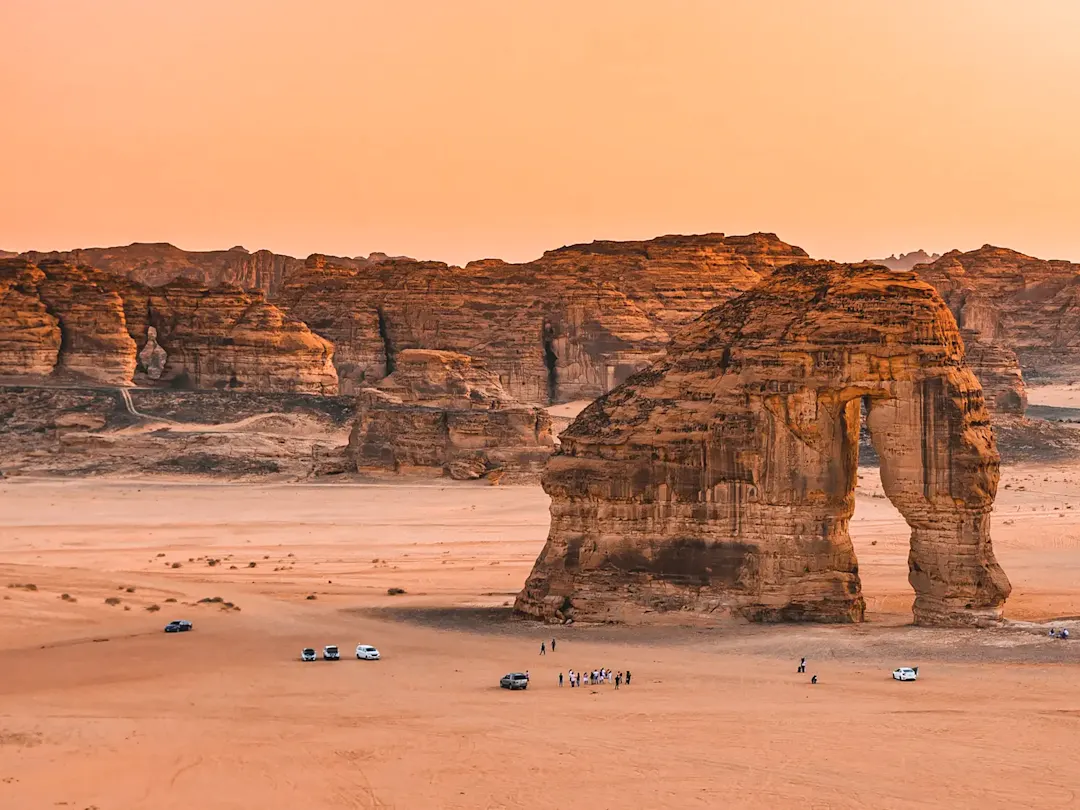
[{"left": 2, "top": 464, "right": 1080, "bottom": 809}]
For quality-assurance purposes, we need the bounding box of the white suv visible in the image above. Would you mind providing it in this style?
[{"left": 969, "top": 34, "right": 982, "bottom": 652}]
[
  {"left": 892, "top": 667, "right": 918, "bottom": 681},
  {"left": 356, "top": 644, "right": 381, "bottom": 660}
]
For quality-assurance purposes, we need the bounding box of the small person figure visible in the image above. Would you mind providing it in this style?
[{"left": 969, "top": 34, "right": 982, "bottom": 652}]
[
  {"left": 811, "top": 675, "right": 818, "bottom": 685},
  {"left": 540, "top": 641, "right": 546, "bottom": 656},
  {"left": 798, "top": 657, "right": 806, "bottom": 674},
  {"left": 559, "top": 672, "right": 564, "bottom": 687},
  {"left": 626, "top": 670, "right": 632, "bottom": 686},
  {"left": 551, "top": 638, "right": 557, "bottom": 652},
  {"left": 615, "top": 673, "right": 621, "bottom": 689}
]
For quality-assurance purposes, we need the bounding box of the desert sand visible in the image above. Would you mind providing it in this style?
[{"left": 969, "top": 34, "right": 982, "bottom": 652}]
[{"left": 2, "top": 466, "right": 1080, "bottom": 809}]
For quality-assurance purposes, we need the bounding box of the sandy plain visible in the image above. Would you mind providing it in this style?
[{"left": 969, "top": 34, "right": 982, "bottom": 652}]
[{"left": 2, "top": 455, "right": 1080, "bottom": 808}]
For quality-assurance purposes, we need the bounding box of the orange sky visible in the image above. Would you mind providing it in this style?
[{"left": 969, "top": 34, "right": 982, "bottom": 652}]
[{"left": 3, "top": 0, "right": 1080, "bottom": 266}]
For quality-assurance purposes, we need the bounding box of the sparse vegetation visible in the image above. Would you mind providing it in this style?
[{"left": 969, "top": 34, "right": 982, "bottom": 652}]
[
  {"left": 247, "top": 561, "right": 257, "bottom": 568},
  {"left": 164, "top": 597, "right": 177, "bottom": 603},
  {"left": 8, "top": 583, "right": 38, "bottom": 591},
  {"left": 146, "top": 604, "right": 161, "bottom": 612},
  {"left": 104, "top": 597, "right": 121, "bottom": 606},
  {"left": 125, "top": 586, "right": 136, "bottom": 593},
  {"left": 156, "top": 552, "right": 166, "bottom": 557},
  {"left": 171, "top": 562, "right": 182, "bottom": 569},
  {"left": 207, "top": 558, "right": 220, "bottom": 567},
  {"left": 198, "top": 596, "right": 225, "bottom": 604},
  {"left": 387, "top": 587, "right": 407, "bottom": 596},
  {"left": 60, "top": 593, "right": 76, "bottom": 602},
  {"left": 306, "top": 594, "right": 317, "bottom": 600}
]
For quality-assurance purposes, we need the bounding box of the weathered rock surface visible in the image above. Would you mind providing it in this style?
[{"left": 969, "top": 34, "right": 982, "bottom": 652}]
[
  {"left": 275, "top": 233, "right": 808, "bottom": 402},
  {"left": 138, "top": 327, "right": 168, "bottom": 379},
  {"left": 913, "top": 246, "right": 1080, "bottom": 388},
  {"left": 516, "top": 261, "right": 1011, "bottom": 627},
  {"left": 0, "top": 261, "right": 61, "bottom": 376},
  {"left": 348, "top": 350, "right": 554, "bottom": 479},
  {"left": 18, "top": 243, "right": 406, "bottom": 298},
  {"left": 143, "top": 282, "right": 338, "bottom": 394},
  {"left": 0, "top": 258, "right": 338, "bottom": 393}
]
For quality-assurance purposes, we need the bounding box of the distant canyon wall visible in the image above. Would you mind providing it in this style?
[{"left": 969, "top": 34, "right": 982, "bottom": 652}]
[{"left": 8, "top": 237, "right": 1080, "bottom": 416}]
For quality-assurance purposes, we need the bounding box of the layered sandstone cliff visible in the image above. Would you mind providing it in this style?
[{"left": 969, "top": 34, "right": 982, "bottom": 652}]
[
  {"left": 0, "top": 258, "right": 337, "bottom": 393},
  {"left": 275, "top": 233, "right": 808, "bottom": 402},
  {"left": 18, "top": 243, "right": 406, "bottom": 298},
  {"left": 516, "top": 261, "right": 1011, "bottom": 627},
  {"left": 348, "top": 349, "right": 554, "bottom": 479},
  {"left": 0, "top": 261, "right": 61, "bottom": 376},
  {"left": 913, "top": 246, "right": 1080, "bottom": 386}
]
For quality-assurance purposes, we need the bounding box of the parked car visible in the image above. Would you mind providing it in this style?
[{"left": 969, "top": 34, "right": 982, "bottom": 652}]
[
  {"left": 164, "top": 620, "right": 193, "bottom": 633},
  {"left": 301, "top": 648, "right": 317, "bottom": 662},
  {"left": 500, "top": 672, "right": 529, "bottom": 690},
  {"left": 892, "top": 667, "right": 918, "bottom": 681},
  {"left": 323, "top": 645, "right": 340, "bottom": 660},
  {"left": 355, "top": 644, "right": 381, "bottom": 660}
]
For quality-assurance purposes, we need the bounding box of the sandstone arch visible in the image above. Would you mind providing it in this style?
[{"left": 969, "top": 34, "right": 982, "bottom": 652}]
[{"left": 515, "top": 262, "right": 1011, "bottom": 627}]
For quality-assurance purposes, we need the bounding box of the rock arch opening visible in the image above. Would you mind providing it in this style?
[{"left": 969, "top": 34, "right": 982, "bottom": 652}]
[{"left": 515, "top": 261, "right": 1011, "bottom": 627}]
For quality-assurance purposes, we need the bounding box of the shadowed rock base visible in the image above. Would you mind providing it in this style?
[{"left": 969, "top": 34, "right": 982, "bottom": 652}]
[{"left": 516, "top": 261, "right": 1011, "bottom": 627}]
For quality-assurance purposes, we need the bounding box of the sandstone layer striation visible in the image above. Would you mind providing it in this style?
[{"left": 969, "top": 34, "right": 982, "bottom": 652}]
[
  {"left": 516, "top": 261, "right": 1011, "bottom": 627},
  {"left": 275, "top": 233, "right": 808, "bottom": 402},
  {"left": 348, "top": 350, "right": 554, "bottom": 480}
]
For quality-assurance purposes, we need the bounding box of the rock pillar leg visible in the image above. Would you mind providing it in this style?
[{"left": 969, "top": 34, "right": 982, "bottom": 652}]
[{"left": 866, "top": 377, "right": 1011, "bottom": 626}]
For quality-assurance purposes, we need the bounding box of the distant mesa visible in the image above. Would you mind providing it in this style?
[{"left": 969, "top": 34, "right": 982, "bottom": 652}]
[{"left": 870, "top": 250, "right": 941, "bottom": 272}]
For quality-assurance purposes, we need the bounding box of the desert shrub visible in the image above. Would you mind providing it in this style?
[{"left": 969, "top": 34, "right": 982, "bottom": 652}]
[
  {"left": 104, "top": 597, "right": 121, "bottom": 606},
  {"left": 146, "top": 604, "right": 161, "bottom": 612},
  {"left": 387, "top": 587, "right": 406, "bottom": 596},
  {"left": 171, "top": 562, "right": 182, "bottom": 569},
  {"left": 125, "top": 586, "right": 136, "bottom": 593},
  {"left": 164, "top": 597, "right": 177, "bottom": 603},
  {"left": 247, "top": 562, "right": 257, "bottom": 568},
  {"left": 60, "top": 593, "right": 76, "bottom": 602},
  {"left": 306, "top": 594, "right": 317, "bottom": 600},
  {"left": 198, "top": 596, "right": 224, "bottom": 604}
]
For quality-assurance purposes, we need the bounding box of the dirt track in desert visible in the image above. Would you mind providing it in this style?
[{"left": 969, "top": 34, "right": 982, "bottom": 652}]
[{"left": 2, "top": 464, "right": 1080, "bottom": 809}]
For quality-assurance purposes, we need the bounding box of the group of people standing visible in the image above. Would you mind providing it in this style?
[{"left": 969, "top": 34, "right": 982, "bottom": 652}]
[
  {"left": 561, "top": 668, "right": 630, "bottom": 689},
  {"left": 540, "top": 639, "right": 633, "bottom": 690}
]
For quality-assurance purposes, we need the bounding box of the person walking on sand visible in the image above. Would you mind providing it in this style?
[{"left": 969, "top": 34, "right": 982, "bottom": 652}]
[
  {"left": 559, "top": 672, "right": 564, "bottom": 687},
  {"left": 540, "top": 641, "right": 546, "bottom": 656},
  {"left": 798, "top": 657, "right": 806, "bottom": 674},
  {"left": 551, "top": 638, "right": 556, "bottom": 652},
  {"left": 615, "top": 673, "right": 621, "bottom": 689},
  {"left": 626, "top": 670, "right": 631, "bottom": 686}
]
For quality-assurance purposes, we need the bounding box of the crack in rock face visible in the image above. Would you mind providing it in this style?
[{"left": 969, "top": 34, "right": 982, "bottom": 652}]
[{"left": 515, "top": 261, "right": 1011, "bottom": 628}]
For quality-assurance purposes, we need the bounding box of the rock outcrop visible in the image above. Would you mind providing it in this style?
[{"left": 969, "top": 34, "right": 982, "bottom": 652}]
[
  {"left": 516, "top": 261, "right": 1011, "bottom": 627},
  {"left": 18, "top": 243, "right": 407, "bottom": 298},
  {"left": 138, "top": 327, "right": 168, "bottom": 379},
  {"left": 143, "top": 282, "right": 338, "bottom": 394},
  {"left": 348, "top": 350, "right": 554, "bottom": 479},
  {"left": 0, "top": 261, "right": 61, "bottom": 376},
  {"left": 872, "top": 250, "right": 941, "bottom": 272},
  {"left": 913, "top": 246, "right": 1080, "bottom": 387},
  {"left": 0, "top": 258, "right": 338, "bottom": 393},
  {"left": 275, "top": 233, "right": 808, "bottom": 402}
]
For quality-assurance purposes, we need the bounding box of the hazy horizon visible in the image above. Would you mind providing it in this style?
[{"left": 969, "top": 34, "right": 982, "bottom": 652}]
[{"left": 4, "top": 0, "right": 1080, "bottom": 266}]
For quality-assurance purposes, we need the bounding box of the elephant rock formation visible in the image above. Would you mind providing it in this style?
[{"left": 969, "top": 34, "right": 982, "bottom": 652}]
[{"left": 516, "top": 261, "right": 1011, "bottom": 627}]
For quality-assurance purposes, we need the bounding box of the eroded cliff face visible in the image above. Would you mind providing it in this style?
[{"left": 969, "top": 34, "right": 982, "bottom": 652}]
[
  {"left": 348, "top": 349, "right": 554, "bottom": 479},
  {"left": 275, "top": 233, "right": 808, "bottom": 403},
  {"left": 516, "top": 261, "right": 1011, "bottom": 627},
  {"left": 143, "top": 283, "right": 338, "bottom": 394},
  {"left": 0, "top": 258, "right": 337, "bottom": 393},
  {"left": 0, "top": 262, "right": 61, "bottom": 376},
  {"left": 913, "top": 246, "right": 1080, "bottom": 388}
]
